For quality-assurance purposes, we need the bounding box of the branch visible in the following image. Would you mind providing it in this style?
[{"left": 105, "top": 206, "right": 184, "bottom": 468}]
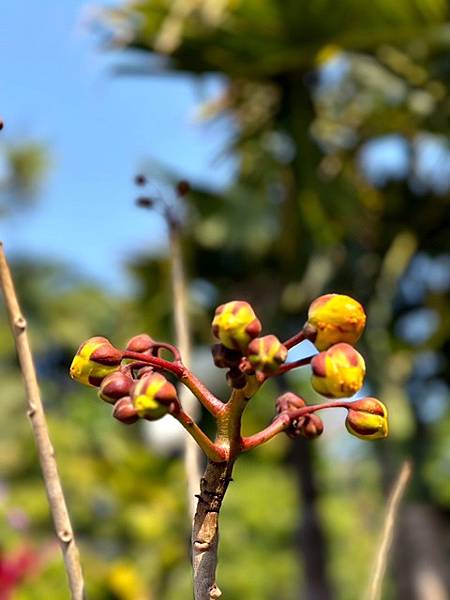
[
  {"left": 241, "top": 412, "right": 294, "bottom": 451},
  {"left": 0, "top": 243, "right": 86, "bottom": 600},
  {"left": 123, "top": 350, "right": 224, "bottom": 415},
  {"left": 192, "top": 460, "right": 235, "bottom": 600},
  {"left": 173, "top": 409, "right": 226, "bottom": 463}
]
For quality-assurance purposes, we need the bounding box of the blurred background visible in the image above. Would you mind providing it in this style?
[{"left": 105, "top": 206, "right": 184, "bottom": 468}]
[{"left": 0, "top": 1, "right": 449, "bottom": 599}]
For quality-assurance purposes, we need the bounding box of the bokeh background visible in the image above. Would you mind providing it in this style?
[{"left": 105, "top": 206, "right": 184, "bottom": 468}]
[{"left": 1, "top": 1, "right": 449, "bottom": 599}]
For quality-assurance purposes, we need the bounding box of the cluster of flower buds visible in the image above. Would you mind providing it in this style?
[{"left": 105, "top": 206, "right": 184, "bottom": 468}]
[
  {"left": 210, "top": 293, "right": 387, "bottom": 442},
  {"left": 69, "top": 291, "right": 388, "bottom": 454},
  {"left": 211, "top": 301, "right": 288, "bottom": 386},
  {"left": 69, "top": 334, "right": 181, "bottom": 425}
]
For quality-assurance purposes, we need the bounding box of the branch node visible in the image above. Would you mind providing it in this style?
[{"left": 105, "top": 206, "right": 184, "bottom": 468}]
[
  {"left": 14, "top": 316, "right": 27, "bottom": 332},
  {"left": 209, "top": 584, "right": 222, "bottom": 598},
  {"left": 58, "top": 529, "right": 73, "bottom": 543},
  {"left": 194, "top": 541, "right": 211, "bottom": 551}
]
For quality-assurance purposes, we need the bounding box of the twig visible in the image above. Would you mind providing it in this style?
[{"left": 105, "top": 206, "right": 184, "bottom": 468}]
[
  {"left": 0, "top": 242, "right": 86, "bottom": 599},
  {"left": 168, "top": 221, "right": 203, "bottom": 519},
  {"left": 365, "top": 460, "right": 412, "bottom": 600}
]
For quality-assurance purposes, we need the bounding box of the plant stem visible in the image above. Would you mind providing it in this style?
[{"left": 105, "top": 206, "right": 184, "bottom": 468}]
[
  {"left": 365, "top": 460, "right": 412, "bottom": 600},
  {"left": 173, "top": 409, "right": 227, "bottom": 463},
  {"left": 123, "top": 350, "right": 223, "bottom": 415},
  {"left": 0, "top": 243, "right": 86, "bottom": 600},
  {"left": 192, "top": 459, "right": 235, "bottom": 600},
  {"left": 283, "top": 329, "right": 306, "bottom": 349},
  {"left": 168, "top": 220, "right": 203, "bottom": 518},
  {"left": 241, "top": 412, "right": 294, "bottom": 451}
]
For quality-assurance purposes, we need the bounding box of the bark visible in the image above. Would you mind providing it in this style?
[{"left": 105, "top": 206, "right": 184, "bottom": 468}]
[{"left": 192, "top": 460, "right": 234, "bottom": 600}]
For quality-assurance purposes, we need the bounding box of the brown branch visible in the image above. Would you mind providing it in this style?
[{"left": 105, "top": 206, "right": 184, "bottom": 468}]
[
  {"left": 192, "top": 460, "right": 235, "bottom": 600},
  {"left": 0, "top": 243, "right": 86, "bottom": 599}
]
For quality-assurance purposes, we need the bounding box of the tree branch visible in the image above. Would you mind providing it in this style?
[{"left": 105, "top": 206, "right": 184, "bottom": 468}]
[{"left": 0, "top": 243, "right": 86, "bottom": 600}]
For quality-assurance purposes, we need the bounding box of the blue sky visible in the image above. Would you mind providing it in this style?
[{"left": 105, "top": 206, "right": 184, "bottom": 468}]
[{"left": 0, "top": 1, "right": 233, "bottom": 292}]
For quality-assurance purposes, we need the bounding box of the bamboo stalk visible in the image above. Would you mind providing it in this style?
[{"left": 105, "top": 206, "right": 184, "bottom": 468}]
[
  {"left": 0, "top": 242, "right": 86, "bottom": 599},
  {"left": 365, "top": 460, "right": 412, "bottom": 600}
]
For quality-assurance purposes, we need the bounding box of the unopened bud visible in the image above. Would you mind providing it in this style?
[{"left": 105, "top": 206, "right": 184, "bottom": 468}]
[
  {"left": 345, "top": 397, "right": 388, "bottom": 440},
  {"left": 99, "top": 371, "right": 133, "bottom": 404},
  {"left": 136, "top": 196, "right": 154, "bottom": 208},
  {"left": 69, "top": 336, "right": 122, "bottom": 387},
  {"left": 211, "top": 343, "right": 242, "bottom": 369},
  {"left": 299, "top": 414, "right": 324, "bottom": 439},
  {"left": 113, "top": 396, "right": 139, "bottom": 424},
  {"left": 212, "top": 300, "right": 262, "bottom": 351},
  {"left": 311, "top": 343, "right": 365, "bottom": 398},
  {"left": 305, "top": 294, "right": 366, "bottom": 351},
  {"left": 176, "top": 180, "right": 191, "bottom": 196},
  {"left": 126, "top": 333, "right": 154, "bottom": 353},
  {"left": 226, "top": 368, "right": 247, "bottom": 389},
  {"left": 276, "top": 392, "right": 306, "bottom": 414},
  {"left": 134, "top": 174, "right": 147, "bottom": 186},
  {"left": 247, "top": 335, "right": 287, "bottom": 374},
  {"left": 132, "top": 372, "right": 179, "bottom": 420}
]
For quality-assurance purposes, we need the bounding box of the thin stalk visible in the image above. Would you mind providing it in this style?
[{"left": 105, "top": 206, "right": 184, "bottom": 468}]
[
  {"left": 0, "top": 243, "right": 86, "bottom": 600},
  {"left": 365, "top": 460, "right": 412, "bottom": 600},
  {"left": 168, "top": 221, "right": 203, "bottom": 519}
]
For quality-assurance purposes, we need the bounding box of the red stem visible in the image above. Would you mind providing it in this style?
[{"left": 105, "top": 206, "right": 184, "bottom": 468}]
[
  {"left": 283, "top": 330, "right": 306, "bottom": 350},
  {"left": 241, "top": 399, "right": 352, "bottom": 451},
  {"left": 122, "top": 350, "right": 223, "bottom": 415},
  {"left": 274, "top": 355, "right": 314, "bottom": 375}
]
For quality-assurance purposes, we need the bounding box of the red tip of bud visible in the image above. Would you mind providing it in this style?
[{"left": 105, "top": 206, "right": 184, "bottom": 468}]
[{"left": 126, "top": 334, "right": 154, "bottom": 353}]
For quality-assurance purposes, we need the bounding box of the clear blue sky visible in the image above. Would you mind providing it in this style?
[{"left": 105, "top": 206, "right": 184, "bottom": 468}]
[{"left": 0, "top": 1, "right": 234, "bottom": 292}]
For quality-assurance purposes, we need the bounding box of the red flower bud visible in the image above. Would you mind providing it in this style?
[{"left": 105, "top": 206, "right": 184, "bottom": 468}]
[
  {"left": 98, "top": 371, "right": 134, "bottom": 404},
  {"left": 125, "top": 334, "right": 154, "bottom": 353},
  {"left": 112, "top": 397, "right": 139, "bottom": 424}
]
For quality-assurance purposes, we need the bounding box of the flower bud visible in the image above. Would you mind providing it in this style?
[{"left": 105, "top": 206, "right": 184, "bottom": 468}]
[
  {"left": 276, "top": 392, "right": 306, "bottom": 414},
  {"left": 211, "top": 343, "right": 242, "bottom": 369},
  {"left": 311, "top": 343, "right": 365, "bottom": 398},
  {"left": 69, "top": 336, "right": 122, "bottom": 387},
  {"left": 113, "top": 396, "right": 139, "bottom": 424},
  {"left": 212, "top": 301, "right": 262, "bottom": 351},
  {"left": 125, "top": 334, "right": 154, "bottom": 353},
  {"left": 299, "top": 414, "right": 324, "bottom": 439},
  {"left": 247, "top": 335, "right": 288, "bottom": 374},
  {"left": 345, "top": 397, "right": 388, "bottom": 440},
  {"left": 98, "top": 371, "right": 134, "bottom": 404},
  {"left": 226, "top": 367, "right": 247, "bottom": 389},
  {"left": 131, "top": 372, "right": 179, "bottom": 420},
  {"left": 306, "top": 294, "right": 366, "bottom": 351}
]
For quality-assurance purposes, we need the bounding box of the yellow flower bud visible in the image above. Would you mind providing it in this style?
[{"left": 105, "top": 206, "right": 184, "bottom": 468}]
[
  {"left": 345, "top": 397, "right": 388, "bottom": 440},
  {"left": 247, "top": 335, "right": 288, "bottom": 374},
  {"left": 212, "top": 300, "right": 262, "bottom": 351},
  {"left": 306, "top": 294, "right": 366, "bottom": 351},
  {"left": 311, "top": 343, "right": 365, "bottom": 398},
  {"left": 69, "top": 336, "right": 122, "bottom": 387},
  {"left": 132, "top": 372, "right": 178, "bottom": 420}
]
